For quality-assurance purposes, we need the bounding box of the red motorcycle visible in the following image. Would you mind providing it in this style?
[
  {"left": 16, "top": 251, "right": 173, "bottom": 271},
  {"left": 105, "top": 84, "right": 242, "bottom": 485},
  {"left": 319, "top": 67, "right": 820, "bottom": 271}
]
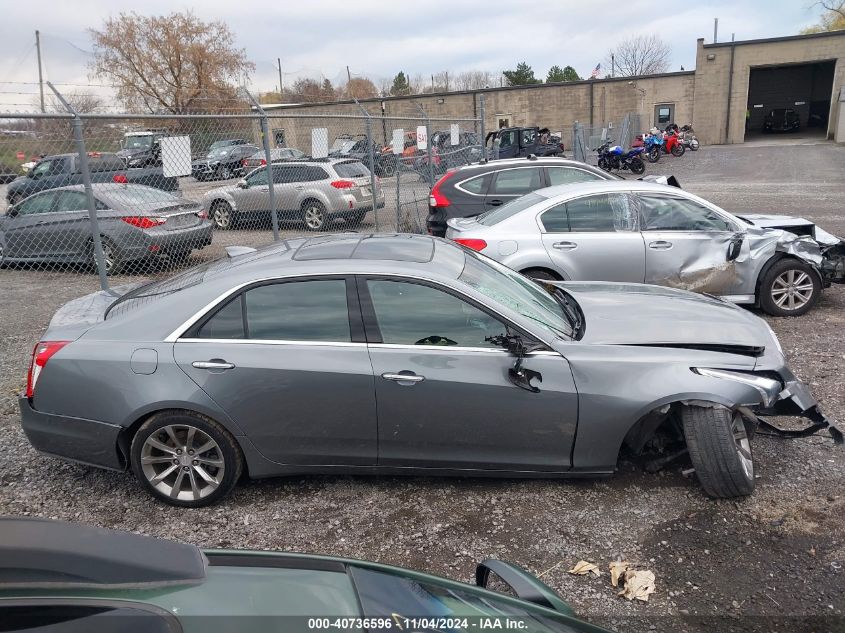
[{"left": 662, "top": 125, "right": 685, "bottom": 157}]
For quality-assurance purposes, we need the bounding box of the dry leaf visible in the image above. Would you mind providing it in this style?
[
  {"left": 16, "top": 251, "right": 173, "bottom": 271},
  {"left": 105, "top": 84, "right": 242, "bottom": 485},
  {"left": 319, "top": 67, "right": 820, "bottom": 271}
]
[
  {"left": 609, "top": 560, "right": 630, "bottom": 587},
  {"left": 618, "top": 569, "right": 656, "bottom": 602},
  {"left": 568, "top": 560, "right": 601, "bottom": 577}
]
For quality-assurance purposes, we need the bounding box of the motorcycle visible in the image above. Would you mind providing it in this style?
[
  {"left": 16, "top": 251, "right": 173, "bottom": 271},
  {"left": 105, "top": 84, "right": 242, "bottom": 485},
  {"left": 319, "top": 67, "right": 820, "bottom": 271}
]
[
  {"left": 663, "top": 129, "right": 685, "bottom": 157},
  {"left": 597, "top": 142, "right": 646, "bottom": 175},
  {"left": 679, "top": 124, "right": 700, "bottom": 151},
  {"left": 642, "top": 133, "right": 663, "bottom": 163}
]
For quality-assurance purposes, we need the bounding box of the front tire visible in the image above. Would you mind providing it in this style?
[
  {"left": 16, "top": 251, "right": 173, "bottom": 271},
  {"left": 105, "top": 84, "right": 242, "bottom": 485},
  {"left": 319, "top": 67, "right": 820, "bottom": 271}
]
[
  {"left": 629, "top": 157, "right": 646, "bottom": 174},
  {"left": 216, "top": 165, "right": 233, "bottom": 180},
  {"left": 671, "top": 142, "right": 685, "bottom": 157},
  {"left": 759, "top": 259, "right": 820, "bottom": 317},
  {"left": 130, "top": 411, "right": 243, "bottom": 508},
  {"left": 681, "top": 405, "right": 755, "bottom": 498},
  {"left": 646, "top": 147, "right": 660, "bottom": 163},
  {"left": 597, "top": 158, "right": 611, "bottom": 172}
]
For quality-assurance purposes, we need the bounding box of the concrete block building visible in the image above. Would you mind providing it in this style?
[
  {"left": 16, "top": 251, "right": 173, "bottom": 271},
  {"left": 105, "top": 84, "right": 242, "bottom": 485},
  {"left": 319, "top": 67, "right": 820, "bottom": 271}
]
[{"left": 263, "top": 30, "right": 845, "bottom": 148}]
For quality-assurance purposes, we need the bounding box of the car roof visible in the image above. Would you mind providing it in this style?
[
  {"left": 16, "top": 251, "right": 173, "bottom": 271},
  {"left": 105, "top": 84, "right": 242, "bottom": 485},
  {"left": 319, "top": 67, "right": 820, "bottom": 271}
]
[
  {"left": 536, "top": 179, "right": 686, "bottom": 199},
  {"left": 451, "top": 157, "right": 598, "bottom": 174}
]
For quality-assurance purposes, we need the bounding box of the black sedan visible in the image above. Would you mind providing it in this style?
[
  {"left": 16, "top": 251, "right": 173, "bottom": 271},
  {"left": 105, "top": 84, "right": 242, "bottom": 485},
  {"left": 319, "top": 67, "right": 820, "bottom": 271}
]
[{"left": 192, "top": 144, "right": 260, "bottom": 181}]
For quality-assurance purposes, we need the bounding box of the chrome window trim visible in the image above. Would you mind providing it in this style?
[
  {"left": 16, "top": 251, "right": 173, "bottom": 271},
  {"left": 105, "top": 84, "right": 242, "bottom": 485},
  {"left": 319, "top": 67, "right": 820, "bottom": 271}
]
[
  {"left": 535, "top": 191, "right": 639, "bottom": 234},
  {"left": 369, "top": 343, "right": 561, "bottom": 356},
  {"left": 164, "top": 271, "right": 560, "bottom": 348},
  {"left": 454, "top": 174, "right": 489, "bottom": 197},
  {"left": 178, "top": 338, "right": 366, "bottom": 348}
]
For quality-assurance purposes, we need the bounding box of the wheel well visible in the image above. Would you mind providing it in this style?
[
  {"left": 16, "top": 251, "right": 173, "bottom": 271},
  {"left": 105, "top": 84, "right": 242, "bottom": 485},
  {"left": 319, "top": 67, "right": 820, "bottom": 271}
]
[
  {"left": 520, "top": 267, "right": 563, "bottom": 281},
  {"left": 117, "top": 408, "right": 248, "bottom": 476},
  {"left": 755, "top": 254, "right": 823, "bottom": 302},
  {"left": 300, "top": 197, "right": 325, "bottom": 211},
  {"left": 210, "top": 198, "right": 231, "bottom": 210}
]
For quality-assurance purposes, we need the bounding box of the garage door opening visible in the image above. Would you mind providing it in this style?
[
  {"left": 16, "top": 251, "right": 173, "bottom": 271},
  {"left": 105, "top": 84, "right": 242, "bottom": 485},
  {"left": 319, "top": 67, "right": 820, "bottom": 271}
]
[{"left": 744, "top": 60, "right": 835, "bottom": 143}]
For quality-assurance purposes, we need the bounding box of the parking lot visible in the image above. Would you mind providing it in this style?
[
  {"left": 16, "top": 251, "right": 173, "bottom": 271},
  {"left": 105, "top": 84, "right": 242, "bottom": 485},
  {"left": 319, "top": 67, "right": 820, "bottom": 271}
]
[{"left": 1, "top": 141, "right": 844, "bottom": 631}]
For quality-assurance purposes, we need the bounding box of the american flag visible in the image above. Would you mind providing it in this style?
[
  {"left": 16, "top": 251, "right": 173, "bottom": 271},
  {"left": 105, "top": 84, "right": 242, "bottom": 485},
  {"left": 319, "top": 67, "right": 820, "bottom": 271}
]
[{"left": 590, "top": 63, "right": 602, "bottom": 79}]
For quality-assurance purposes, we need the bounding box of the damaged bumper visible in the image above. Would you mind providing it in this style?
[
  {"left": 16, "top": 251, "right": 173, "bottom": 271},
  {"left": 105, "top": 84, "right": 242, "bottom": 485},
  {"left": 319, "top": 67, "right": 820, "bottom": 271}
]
[{"left": 746, "top": 371, "right": 843, "bottom": 444}]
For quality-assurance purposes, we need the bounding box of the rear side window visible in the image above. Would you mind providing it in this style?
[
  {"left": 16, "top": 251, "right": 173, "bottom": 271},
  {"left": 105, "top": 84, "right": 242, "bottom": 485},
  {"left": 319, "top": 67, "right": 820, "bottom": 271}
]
[
  {"left": 457, "top": 174, "right": 491, "bottom": 195},
  {"left": 565, "top": 193, "right": 636, "bottom": 232},
  {"left": 334, "top": 162, "right": 370, "bottom": 178},
  {"left": 489, "top": 168, "right": 542, "bottom": 195},
  {"left": 197, "top": 280, "right": 351, "bottom": 342},
  {"left": 539, "top": 203, "right": 569, "bottom": 232},
  {"left": 305, "top": 166, "right": 329, "bottom": 181}
]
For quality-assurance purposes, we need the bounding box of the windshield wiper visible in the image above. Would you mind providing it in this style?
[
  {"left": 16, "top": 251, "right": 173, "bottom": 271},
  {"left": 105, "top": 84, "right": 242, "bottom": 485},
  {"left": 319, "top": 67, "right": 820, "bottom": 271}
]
[{"left": 549, "top": 287, "right": 583, "bottom": 338}]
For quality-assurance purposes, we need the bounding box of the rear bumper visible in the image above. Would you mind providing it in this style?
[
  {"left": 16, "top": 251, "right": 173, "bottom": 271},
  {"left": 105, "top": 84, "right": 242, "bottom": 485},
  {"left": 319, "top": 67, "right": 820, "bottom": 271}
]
[
  {"left": 19, "top": 396, "right": 125, "bottom": 470},
  {"left": 426, "top": 208, "right": 447, "bottom": 237},
  {"left": 121, "top": 223, "right": 213, "bottom": 260}
]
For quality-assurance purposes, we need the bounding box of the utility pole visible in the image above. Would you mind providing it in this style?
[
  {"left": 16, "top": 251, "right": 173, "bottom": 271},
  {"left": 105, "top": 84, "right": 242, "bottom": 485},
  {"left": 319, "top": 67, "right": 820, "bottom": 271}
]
[
  {"left": 445, "top": 71, "right": 449, "bottom": 92},
  {"left": 346, "top": 66, "right": 353, "bottom": 97},
  {"left": 611, "top": 53, "right": 615, "bottom": 78},
  {"left": 35, "top": 30, "right": 45, "bottom": 113},
  {"left": 714, "top": 18, "right": 719, "bottom": 43},
  {"left": 277, "top": 58, "right": 283, "bottom": 98}
]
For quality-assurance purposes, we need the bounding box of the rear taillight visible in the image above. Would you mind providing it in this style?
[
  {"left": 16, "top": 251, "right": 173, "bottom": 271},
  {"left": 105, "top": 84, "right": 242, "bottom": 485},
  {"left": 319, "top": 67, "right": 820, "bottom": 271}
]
[
  {"left": 196, "top": 209, "right": 208, "bottom": 219},
  {"left": 453, "top": 238, "right": 487, "bottom": 251},
  {"left": 429, "top": 171, "right": 455, "bottom": 208},
  {"left": 121, "top": 216, "right": 166, "bottom": 229},
  {"left": 260, "top": 159, "right": 267, "bottom": 166},
  {"left": 113, "top": 174, "right": 128, "bottom": 184},
  {"left": 26, "top": 341, "right": 70, "bottom": 398},
  {"left": 331, "top": 180, "right": 355, "bottom": 189},
  {"left": 241, "top": 159, "right": 248, "bottom": 167}
]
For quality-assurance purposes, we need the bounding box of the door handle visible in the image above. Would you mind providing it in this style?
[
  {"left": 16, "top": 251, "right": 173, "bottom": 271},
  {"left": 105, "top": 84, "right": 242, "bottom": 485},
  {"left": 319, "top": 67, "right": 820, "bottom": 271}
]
[
  {"left": 294, "top": 185, "right": 304, "bottom": 190},
  {"left": 381, "top": 372, "right": 425, "bottom": 384},
  {"left": 648, "top": 240, "right": 673, "bottom": 250},
  {"left": 192, "top": 360, "right": 235, "bottom": 370},
  {"left": 552, "top": 241, "right": 577, "bottom": 250},
  {"left": 489, "top": 199, "right": 504, "bottom": 206}
]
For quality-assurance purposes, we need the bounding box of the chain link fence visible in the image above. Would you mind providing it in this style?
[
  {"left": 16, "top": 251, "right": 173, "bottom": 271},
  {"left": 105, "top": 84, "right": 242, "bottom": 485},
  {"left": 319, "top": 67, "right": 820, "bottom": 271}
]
[
  {"left": 571, "top": 113, "right": 641, "bottom": 164},
  {"left": 0, "top": 87, "right": 483, "bottom": 292}
]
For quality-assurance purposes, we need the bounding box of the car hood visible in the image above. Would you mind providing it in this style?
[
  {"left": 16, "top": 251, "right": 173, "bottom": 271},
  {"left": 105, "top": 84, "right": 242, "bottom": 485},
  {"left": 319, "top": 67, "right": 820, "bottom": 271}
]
[
  {"left": 551, "top": 281, "right": 771, "bottom": 354},
  {"left": 735, "top": 213, "right": 842, "bottom": 246},
  {"left": 116, "top": 148, "right": 148, "bottom": 158}
]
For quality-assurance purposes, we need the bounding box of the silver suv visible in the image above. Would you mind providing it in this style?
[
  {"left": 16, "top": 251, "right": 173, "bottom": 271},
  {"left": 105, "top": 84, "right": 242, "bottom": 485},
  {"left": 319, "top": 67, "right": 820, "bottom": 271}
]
[{"left": 202, "top": 158, "right": 386, "bottom": 231}]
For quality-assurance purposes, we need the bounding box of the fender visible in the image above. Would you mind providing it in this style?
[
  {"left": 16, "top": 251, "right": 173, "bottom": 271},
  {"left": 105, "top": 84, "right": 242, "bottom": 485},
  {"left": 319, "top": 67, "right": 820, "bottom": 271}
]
[
  {"left": 498, "top": 249, "right": 566, "bottom": 279},
  {"left": 295, "top": 190, "right": 333, "bottom": 213}
]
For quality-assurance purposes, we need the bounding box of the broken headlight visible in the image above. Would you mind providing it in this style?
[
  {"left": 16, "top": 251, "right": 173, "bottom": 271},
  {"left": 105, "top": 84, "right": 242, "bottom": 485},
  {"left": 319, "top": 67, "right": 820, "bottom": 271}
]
[{"left": 692, "top": 368, "right": 782, "bottom": 407}]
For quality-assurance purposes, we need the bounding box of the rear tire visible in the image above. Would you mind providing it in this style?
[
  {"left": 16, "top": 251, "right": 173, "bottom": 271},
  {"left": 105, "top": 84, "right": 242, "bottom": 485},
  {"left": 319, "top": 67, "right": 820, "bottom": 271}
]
[
  {"left": 759, "top": 259, "right": 820, "bottom": 317},
  {"left": 597, "top": 158, "right": 611, "bottom": 172},
  {"left": 91, "top": 237, "right": 124, "bottom": 275},
  {"left": 302, "top": 200, "right": 328, "bottom": 231},
  {"left": 380, "top": 160, "right": 397, "bottom": 178},
  {"left": 211, "top": 201, "right": 235, "bottom": 230},
  {"left": 629, "top": 157, "right": 645, "bottom": 175},
  {"left": 681, "top": 405, "right": 755, "bottom": 498},
  {"left": 130, "top": 411, "right": 243, "bottom": 508}
]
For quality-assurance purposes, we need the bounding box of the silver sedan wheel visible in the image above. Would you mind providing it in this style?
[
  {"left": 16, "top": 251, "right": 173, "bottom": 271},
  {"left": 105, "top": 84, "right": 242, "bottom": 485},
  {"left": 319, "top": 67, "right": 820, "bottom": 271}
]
[
  {"left": 303, "top": 203, "right": 326, "bottom": 230},
  {"left": 731, "top": 414, "right": 753, "bottom": 480},
  {"left": 212, "top": 203, "right": 232, "bottom": 230},
  {"left": 770, "top": 269, "right": 814, "bottom": 311},
  {"left": 140, "top": 424, "right": 225, "bottom": 502}
]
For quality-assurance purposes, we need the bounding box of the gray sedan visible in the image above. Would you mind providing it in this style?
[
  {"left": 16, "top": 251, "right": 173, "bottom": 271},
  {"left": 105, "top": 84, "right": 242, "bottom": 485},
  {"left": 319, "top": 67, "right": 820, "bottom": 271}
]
[
  {"left": 19, "top": 234, "right": 839, "bottom": 507},
  {"left": 445, "top": 181, "right": 845, "bottom": 317},
  {"left": 0, "top": 184, "right": 213, "bottom": 274}
]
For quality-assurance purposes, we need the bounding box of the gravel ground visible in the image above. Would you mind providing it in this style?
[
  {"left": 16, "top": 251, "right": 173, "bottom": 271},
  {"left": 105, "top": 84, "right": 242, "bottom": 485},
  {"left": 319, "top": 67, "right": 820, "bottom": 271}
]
[{"left": 1, "top": 140, "right": 844, "bottom": 633}]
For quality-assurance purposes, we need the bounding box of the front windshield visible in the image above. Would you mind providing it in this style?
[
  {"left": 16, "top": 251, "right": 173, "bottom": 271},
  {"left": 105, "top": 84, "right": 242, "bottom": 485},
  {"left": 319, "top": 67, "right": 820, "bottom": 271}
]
[
  {"left": 458, "top": 250, "right": 574, "bottom": 339},
  {"left": 352, "top": 567, "right": 578, "bottom": 633},
  {"left": 208, "top": 147, "right": 230, "bottom": 158},
  {"left": 124, "top": 135, "right": 153, "bottom": 149},
  {"left": 477, "top": 193, "right": 545, "bottom": 226}
]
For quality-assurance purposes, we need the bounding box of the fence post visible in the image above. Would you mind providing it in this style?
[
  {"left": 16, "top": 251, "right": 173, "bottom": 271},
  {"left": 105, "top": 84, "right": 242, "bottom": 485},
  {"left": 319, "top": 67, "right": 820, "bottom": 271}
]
[
  {"left": 244, "top": 90, "right": 280, "bottom": 241},
  {"left": 353, "top": 98, "right": 379, "bottom": 232},
  {"left": 479, "top": 94, "right": 487, "bottom": 161},
  {"left": 46, "top": 82, "right": 112, "bottom": 293}
]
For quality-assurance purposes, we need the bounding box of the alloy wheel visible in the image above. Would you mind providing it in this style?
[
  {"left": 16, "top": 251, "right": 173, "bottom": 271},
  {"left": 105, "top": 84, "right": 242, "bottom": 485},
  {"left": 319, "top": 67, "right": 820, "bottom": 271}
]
[
  {"left": 303, "top": 204, "right": 326, "bottom": 230},
  {"left": 771, "top": 269, "right": 814, "bottom": 311},
  {"left": 212, "top": 204, "right": 232, "bottom": 229},
  {"left": 731, "top": 415, "right": 753, "bottom": 480},
  {"left": 140, "top": 424, "right": 225, "bottom": 502}
]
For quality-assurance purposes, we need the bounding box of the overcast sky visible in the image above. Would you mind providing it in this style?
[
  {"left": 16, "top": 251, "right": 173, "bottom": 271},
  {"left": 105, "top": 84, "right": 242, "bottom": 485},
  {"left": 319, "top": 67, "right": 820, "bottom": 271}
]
[{"left": 0, "top": 0, "right": 827, "bottom": 109}]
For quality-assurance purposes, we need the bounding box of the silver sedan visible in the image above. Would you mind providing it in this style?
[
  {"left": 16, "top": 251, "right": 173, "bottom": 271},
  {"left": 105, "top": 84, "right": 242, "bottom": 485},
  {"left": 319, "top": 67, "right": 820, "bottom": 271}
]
[{"left": 445, "top": 181, "right": 845, "bottom": 317}]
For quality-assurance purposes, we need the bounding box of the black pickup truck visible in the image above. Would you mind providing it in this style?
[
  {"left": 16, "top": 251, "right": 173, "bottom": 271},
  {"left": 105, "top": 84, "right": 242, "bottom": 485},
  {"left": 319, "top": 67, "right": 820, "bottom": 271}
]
[
  {"left": 485, "top": 127, "right": 565, "bottom": 160},
  {"left": 5, "top": 152, "right": 179, "bottom": 206}
]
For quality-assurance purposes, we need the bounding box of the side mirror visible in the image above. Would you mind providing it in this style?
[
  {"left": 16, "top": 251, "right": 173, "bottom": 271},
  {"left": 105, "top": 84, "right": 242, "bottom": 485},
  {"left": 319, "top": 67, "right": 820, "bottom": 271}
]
[
  {"left": 236, "top": 179, "right": 248, "bottom": 189},
  {"left": 727, "top": 235, "right": 744, "bottom": 262},
  {"left": 475, "top": 560, "right": 574, "bottom": 616}
]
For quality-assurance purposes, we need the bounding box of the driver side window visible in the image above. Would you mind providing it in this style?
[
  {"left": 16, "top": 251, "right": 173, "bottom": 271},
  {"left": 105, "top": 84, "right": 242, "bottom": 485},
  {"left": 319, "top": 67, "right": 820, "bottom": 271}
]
[
  {"left": 366, "top": 280, "right": 506, "bottom": 348},
  {"left": 639, "top": 195, "right": 734, "bottom": 232}
]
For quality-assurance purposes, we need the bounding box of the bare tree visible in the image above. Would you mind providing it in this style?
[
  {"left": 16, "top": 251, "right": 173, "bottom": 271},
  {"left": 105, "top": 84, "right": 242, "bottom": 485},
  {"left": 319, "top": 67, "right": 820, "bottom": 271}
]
[
  {"left": 89, "top": 11, "right": 254, "bottom": 114},
  {"left": 43, "top": 91, "right": 105, "bottom": 114},
  {"left": 802, "top": 0, "right": 845, "bottom": 32},
  {"left": 606, "top": 35, "right": 672, "bottom": 77},
  {"left": 341, "top": 78, "right": 379, "bottom": 100},
  {"left": 453, "top": 71, "right": 499, "bottom": 90}
]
